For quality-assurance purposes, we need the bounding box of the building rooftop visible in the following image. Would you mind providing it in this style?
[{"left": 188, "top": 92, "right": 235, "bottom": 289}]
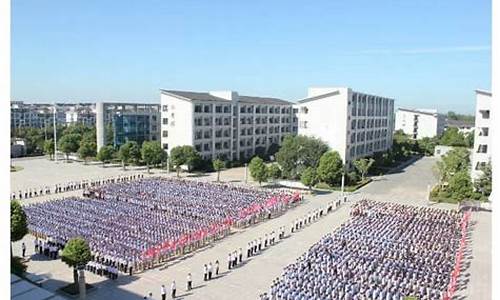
[
  {"left": 161, "top": 89, "right": 292, "bottom": 105},
  {"left": 238, "top": 95, "right": 292, "bottom": 105},
  {"left": 446, "top": 119, "right": 474, "bottom": 128},
  {"left": 297, "top": 90, "right": 341, "bottom": 103},
  {"left": 475, "top": 89, "right": 492, "bottom": 96},
  {"left": 397, "top": 108, "right": 440, "bottom": 116}
]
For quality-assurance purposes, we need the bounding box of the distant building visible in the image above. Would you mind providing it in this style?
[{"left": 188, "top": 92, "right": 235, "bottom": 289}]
[
  {"left": 11, "top": 101, "right": 96, "bottom": 130},
  {"left": 96, "top": 102, "right": 161, "bottom": 150},
  {"left": 395, "top": 108, "right": 446, "bottom": 139},
  {"left": 10, "top": 138, "right": 26, "bottom": 158},
  {"left": 296, "top": 87, "right": 394, "bottom": 166},
  {"left": 64, "top": 104, "right": 96, "bottom": 127},
  {"left": 445, "top": 119, "right": 474, "bottom": 135},
  {"left": 160, "top": 90, "right": 297, "bottom": 161},
  {"left": 471, "top": 90, "right": 492, "bottom": 180}
]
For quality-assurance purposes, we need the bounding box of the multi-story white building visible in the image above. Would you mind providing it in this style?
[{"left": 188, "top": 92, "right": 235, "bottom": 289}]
[
  {"left": 160, "top": 90, "right": 297, "bottom": 161},
  {"left": 395, "top": 108, "right": 446, "bottom": 139},
  {"left": 471, "top": 89, "right": 492, "bottom": 180},
  {"left": 296, "top": 87, "right": 394, "bottom": 166}
]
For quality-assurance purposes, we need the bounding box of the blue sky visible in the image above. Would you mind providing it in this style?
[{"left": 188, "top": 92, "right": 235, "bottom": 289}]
[{"left": 12, "top": 0, "right": 491, "bottom": 114}]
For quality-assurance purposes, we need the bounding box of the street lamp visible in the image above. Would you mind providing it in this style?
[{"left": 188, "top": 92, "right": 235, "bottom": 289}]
[
  {"left": 244, "top": 163, "right": 248, "bottom": 184},
  {"left": 53, "top": 103, "right": 58, "bottom": 163}
]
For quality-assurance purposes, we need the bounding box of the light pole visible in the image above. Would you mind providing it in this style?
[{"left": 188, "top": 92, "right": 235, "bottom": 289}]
[
  {"left": 244, "top": 163, "right": 248, "bottom": 184},
  {"left": 53, "top": 103, "right": 58, "bottom": 162}
]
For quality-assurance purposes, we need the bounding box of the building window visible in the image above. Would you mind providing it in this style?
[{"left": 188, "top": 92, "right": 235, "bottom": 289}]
[
  {"left": 162, "top": 118, "right": 168, "bottom": 125},
  {"left": 163, "top": 143, "right": 168, "bottom": 150},
  {"left": 162, "top": 131, "right": 168, "bottom": 138},
  {"left": 162, "top": 105, "right": 168, "bottom": 112},
  {"left": 479, "top": 127, "right": 489, "bottom": 136},
  {"left": 477, "top": 144, "right": 488, "bottom": 153},
  {"left": 195, "top": 105, "right": 202, "bottom": 113}
]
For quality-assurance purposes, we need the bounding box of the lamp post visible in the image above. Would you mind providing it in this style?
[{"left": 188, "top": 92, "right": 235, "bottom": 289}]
[
  {"left": 53, "top": 103, "right": 58, "bottom": 163},
  {"left": 244, "top": 163, "right": 248, "bottom": 184}
]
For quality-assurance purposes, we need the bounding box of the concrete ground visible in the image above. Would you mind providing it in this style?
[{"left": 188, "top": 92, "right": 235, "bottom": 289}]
[{"left": 11, "top": 156, "right": 492, "bottom": 300}]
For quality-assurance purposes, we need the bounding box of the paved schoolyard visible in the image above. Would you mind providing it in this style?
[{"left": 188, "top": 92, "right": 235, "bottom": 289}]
[{"left": 11, "top": 156, "right": 491, "bottom": 300}]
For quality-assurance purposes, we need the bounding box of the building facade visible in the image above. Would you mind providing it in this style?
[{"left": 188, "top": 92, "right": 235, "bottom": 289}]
[
  {"left": 160, "top": 90, "right": 297, "bottom": 161},
  {"left": 96, "top": 102, "right": 161, "bottom": 150},
  {"left": 471, "top": 90, "right": 492, "bottom": 180},
  {"left": 296, "top": 87, "right": 394, "bottom": 166},
  {"left": 395, "top": 108, "right": 446, "bottom": 139},
  {"left": 11, "top": 101, "right": 96, "bottom": 130}
]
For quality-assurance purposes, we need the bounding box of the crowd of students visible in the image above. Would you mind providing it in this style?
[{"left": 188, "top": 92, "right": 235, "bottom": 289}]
[
  {"left": 24, "top": 177, "right": 298, "bottom": 274},
  {"left": 260, "top": 200, "right": 463, "bottom": 300}
]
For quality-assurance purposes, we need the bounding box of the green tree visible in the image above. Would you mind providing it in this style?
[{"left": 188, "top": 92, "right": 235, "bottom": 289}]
[
  {"left": 11, "top": 201, "right": 28, "bottom": 257},
  {"left": 436, "top": 147, "right": 471, "bottom": 182},
  {"left": 316, "top": 151, "right": 343, "bottom": 186},
  {"left": 141, "top": 141, "right": 165, "bottom": 173},
  {"left": 58, "top": 133, "right": 82, "bottom": 161},
  {"left": 43, "top": 139, "right": 55, "bottom": 160},
  {"left": 249, "top": 156, "right": 268, "bottom": 185},
  {"left": 474, "top": 162, "right": 492, "bottom": 198},
  {"left": 78, "top": 140, "right": 97, "bottom": 164},
  {"left": 267, "top": 164, "right": 282, "bottom": 184},
  {"left": 170, "top": 145, "right": 201, "bottom": 177},
  {"left": 465, "top": 131, "right": 475, "bottom": 148},
  {"left": 416, "top": 137, "right": 438, "bottom": 156},
  {"left": 96, "top": 145, "right": 115, "bottom": 167},
  {"left": 448, "top": 170, "right": 473, "bottom": 201},
  {"left": 301, "top": 167, "right": 318, "bottom": 190},
  {"left": 118, "top": 141, "right": 140, "bottom": 170},
  {"left": 61, "top": 237, "right": 92, "bottom": 296},
  {"left": 275, "top": 135, "right": 329, "bottom": 179},
  {"left": 439, "top": 127, "right": 466, "bottom": 147},
  {"left": 353, "top": 158, "right": 375, "bottom": 181},
  {"left": 212, "top": 159, "right": 225, "bottom": 182}
]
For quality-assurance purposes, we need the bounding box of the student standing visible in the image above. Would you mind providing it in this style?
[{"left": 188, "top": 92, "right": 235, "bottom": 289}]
[
  {"left": 171, "top": 280, "right": 176, "bottom": 299},
  {"left": 161, "top": 284, "right": 167, "bottom": 300},
  {"left": 21, "top": 242, "right": 26, "bottom": 258},
  {"left": 187, "top": 273, "right": 192, "bottom": 290}
]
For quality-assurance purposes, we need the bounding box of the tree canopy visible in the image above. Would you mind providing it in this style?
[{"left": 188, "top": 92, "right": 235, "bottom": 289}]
[
  {"left": 275, "top": 135, "right": 329, "bottom": 179},
  {"left": 61, "top": 237, "right": 92, "bottom": 268},
  {"left": 118, "top": 141, "right": 140, "bottom": 169},
  {"left": 474, "top": 162, "right": 492, "bottom": 197},
  {"left": 78, "top": 139, "right": 97, "bottom": 163},
  {"left": 448, "top": 170, "right": 473, "bottom": 201},
  {"left": 212, "top": 159, "right": 225, "bottom": 182},
  {"left": 301, "top": 167, "right": 318, "bottom": 190},
  {"left": 170, "top": 145, "right": 201, "bottom": 176},
  {"left": 316, "top": 151, "right": 343, "bottom": 186},
  {"left": 353, "top": 158, "right": 375, "bottom": 181},
  {"left": 43, "top": 139, "right": 55, "bottom": 159},
  {"left": 439, "top": 127, "right": 467, "bottom": 147},
  {"left": 267, "top": 164, "right": 282, "bottom": 181},
  {"left": 11, "top": 201, "right": 28, "bottom": 242},
  {"left": 96, "top": 145, "right": 115, "bottom": 165},
  {"left": 249, "top": 156, "right": 268, "bottom": 185},
  {"left": 141, "top": 141, "right": 166, "bottom": 172},
  {"left": 58, "top": 133, "right": 82, "bottom": 160}
]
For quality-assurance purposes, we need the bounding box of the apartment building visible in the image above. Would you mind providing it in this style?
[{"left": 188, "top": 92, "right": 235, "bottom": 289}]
[
  {"left": 471, "top": 89, "right": 492, "bottom": 180},
  {"left": 395, "top": 108, "right": 446, "bottom": 139},
  {"left": 96, "top": 102, "right": 160, "bottom": 150},
  {"left": 160, "top": 90, "right": 297, "bottom": 161},
  {"left": 11, "top": 101, "right": 96, "bottom": 130},
  {"left": 296, "top": 87, "right": 394, "bottom": 166},
  {"left": 65, "top": 105, "right": 97, "bottom": 127}
]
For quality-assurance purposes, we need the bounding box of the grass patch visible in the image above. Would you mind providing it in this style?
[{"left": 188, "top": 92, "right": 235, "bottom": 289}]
[
  {"left": 10, "top": 165, "right": 24, "bottom": 172},
  {"left": 59, "top": 283, "right": 95, "bottom": 296},
  {"left": 315, "top": 179, "right": 372, "bottom": 192}
]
